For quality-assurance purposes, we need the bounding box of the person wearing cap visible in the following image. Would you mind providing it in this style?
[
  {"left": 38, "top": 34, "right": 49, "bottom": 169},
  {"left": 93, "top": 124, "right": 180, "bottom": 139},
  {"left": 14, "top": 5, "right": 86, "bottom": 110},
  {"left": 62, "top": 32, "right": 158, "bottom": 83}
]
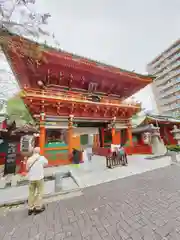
[{"left": 26, "top": 147, "right": 48, "bottom": 215}]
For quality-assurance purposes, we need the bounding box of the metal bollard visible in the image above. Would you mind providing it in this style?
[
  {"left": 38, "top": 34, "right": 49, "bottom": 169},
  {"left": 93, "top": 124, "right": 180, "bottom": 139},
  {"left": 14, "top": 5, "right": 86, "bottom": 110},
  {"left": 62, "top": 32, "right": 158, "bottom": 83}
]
[
  {"left": 54, "top": 172, "right": 63, "bottom": 192},
  {"left": 69, "top": 170, "right": 80, "bottom": 187},
  {"left": 169, "top": 151, "right": 178, "bottom": 164},
  {"left": 54, "top": 170, "right": 80, "bottom": 192}
]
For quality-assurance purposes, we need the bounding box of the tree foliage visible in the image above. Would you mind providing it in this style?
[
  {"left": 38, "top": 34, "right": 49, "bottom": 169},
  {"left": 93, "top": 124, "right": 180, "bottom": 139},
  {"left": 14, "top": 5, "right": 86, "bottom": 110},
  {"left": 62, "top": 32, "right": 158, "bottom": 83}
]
[
  {"left": 0, "top": 1, "right": 57, "bottom": 121},
  {"left": 0, "top": 0, "right": 51, "bottom": 38},
  {"left": 0, "top": 0, "right": 56, "bottom": 102},
  {"left": 7, "top": 96, "right": 34, "bottom": 125},
  {"left": 0, "top": 0, "right": 55, "bottom": 61}
]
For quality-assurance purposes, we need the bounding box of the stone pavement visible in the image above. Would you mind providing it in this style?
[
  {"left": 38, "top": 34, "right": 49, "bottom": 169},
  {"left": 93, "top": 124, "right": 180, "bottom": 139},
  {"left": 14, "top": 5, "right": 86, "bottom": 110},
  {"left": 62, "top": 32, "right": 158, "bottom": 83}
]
[
  {"left": 0, "top": 178, "right": 79, "bottom": 206},
  {"left": 1, "top": 165, "right": 180, "bottom": 239},
  {"left": 0, "top": 154, "right": 172, "bottom": 188},
  {"left": 0, "top": 155, "right": 171, "bottom": 205}
]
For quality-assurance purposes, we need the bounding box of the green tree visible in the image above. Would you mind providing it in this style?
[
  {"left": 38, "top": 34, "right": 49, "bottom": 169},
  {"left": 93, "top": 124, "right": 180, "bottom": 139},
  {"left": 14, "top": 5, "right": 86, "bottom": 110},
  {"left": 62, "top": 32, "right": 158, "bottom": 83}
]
[
  {"left": 7, "top": 96, "right": 34, "bottom": 125},
  {"left": 0, "top": 0, "right": 57, "bottom": 122}
]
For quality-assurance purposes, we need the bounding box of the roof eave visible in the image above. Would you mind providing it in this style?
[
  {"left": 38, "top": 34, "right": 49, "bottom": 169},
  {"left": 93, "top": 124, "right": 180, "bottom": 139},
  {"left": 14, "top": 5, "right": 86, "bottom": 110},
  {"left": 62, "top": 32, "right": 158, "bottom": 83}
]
[{"left": 0, "top": 29, "right": 153, "bottom": 81}]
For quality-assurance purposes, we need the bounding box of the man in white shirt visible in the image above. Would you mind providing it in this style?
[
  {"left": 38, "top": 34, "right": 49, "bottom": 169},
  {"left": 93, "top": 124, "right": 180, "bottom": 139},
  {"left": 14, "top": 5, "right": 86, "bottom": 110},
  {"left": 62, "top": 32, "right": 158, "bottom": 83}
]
[{"left": 26, "top": 147, "right": 48, "bottom": 215}]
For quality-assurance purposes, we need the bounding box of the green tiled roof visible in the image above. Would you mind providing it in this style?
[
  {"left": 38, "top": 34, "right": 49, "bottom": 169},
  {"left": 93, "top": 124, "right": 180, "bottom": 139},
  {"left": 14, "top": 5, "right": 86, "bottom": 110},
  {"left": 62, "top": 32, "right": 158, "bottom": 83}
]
[{"left": 132, "top": 113, "right": 180, "bottom": 128}]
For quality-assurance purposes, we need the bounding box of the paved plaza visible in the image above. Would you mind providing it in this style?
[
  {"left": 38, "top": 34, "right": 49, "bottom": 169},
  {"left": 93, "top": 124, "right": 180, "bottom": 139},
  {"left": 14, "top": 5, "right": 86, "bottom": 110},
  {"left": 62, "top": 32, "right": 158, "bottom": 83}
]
[
  {"left": 0, "top": 155, "right": 171, "bottom": 205},
  {"left": 1, "top": 165, "right": 180, "bottom": 239}
]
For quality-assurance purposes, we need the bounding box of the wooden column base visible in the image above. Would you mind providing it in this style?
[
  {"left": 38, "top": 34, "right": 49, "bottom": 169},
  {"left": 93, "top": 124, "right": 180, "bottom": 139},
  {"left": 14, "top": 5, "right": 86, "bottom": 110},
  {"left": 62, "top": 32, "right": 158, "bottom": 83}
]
[{"left": 127, "top": 127, "right": 133, "bottom": 147}]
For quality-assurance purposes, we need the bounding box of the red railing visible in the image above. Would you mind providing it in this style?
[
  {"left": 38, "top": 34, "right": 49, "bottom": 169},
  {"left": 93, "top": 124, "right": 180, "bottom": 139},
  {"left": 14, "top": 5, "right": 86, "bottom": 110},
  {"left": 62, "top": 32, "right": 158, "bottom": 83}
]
[
  {"left": 125, "top": 145, "right": 152, "bottom": 155},
  {"left": 93, "top": 144, "right": 152, "bottom": 156},
  {"left": 93, "top": 147, "right": 110, "bottom": 156}
]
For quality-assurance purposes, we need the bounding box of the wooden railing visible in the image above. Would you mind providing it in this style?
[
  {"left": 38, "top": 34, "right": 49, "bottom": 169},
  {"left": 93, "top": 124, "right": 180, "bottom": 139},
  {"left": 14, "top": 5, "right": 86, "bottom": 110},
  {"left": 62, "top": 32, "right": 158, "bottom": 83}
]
[
  {"left": 106, "top": 152, "right": 128, "bottom": 168},
  {"left": 20, "top": 88, "right": 141, "bottom": 108}
]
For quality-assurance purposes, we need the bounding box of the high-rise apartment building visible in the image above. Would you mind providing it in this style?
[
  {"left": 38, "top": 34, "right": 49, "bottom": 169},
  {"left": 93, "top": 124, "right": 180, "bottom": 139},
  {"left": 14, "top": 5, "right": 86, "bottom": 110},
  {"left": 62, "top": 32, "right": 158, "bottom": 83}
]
[{"left": 147, "top": 39, "right": 180, "bottom": 117}]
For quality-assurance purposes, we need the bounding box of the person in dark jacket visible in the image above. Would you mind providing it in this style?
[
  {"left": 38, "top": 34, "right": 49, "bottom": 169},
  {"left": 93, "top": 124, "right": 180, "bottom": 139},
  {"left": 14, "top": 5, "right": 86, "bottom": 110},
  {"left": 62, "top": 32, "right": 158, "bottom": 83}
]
[{"left": 72, "top": 148, "right": 80, "bottom": 164}]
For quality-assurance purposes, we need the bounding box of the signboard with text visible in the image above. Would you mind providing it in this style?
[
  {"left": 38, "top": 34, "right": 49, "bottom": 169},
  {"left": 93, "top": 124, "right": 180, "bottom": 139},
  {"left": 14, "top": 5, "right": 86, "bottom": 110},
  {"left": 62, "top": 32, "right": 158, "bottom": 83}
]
[{"left": 4, "top": 142, "right": 17, "bottom": 175}]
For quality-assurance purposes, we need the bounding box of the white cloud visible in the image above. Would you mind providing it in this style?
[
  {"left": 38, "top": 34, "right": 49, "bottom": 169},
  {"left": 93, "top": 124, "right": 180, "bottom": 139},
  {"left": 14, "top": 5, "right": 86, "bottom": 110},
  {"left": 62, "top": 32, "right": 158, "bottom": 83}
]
[
  {"left": 34, "top": 0, "right": 180, "bottom": 110},
  {"left": 1, "top": 0, "right": 180, "bottom": 110}
]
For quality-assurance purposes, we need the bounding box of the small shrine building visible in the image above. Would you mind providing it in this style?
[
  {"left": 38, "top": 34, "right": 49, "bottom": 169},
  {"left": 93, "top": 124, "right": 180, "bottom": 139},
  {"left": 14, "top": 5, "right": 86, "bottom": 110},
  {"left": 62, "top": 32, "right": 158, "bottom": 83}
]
[{"left": 132, "top": 113, "right": 180, "bottom": 146}]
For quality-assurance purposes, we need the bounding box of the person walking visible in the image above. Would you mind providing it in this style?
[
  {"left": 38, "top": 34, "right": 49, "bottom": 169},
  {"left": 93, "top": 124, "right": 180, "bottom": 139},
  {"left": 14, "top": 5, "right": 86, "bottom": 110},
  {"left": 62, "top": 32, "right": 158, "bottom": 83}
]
[
  {"left": 26, "top": 147, "right": 48, "bottom": 215},
  {"left": 86, "top": 144, "right": 93, "bottom": 162},
  {"left": 82, "top": 144, "right": 93, "bottom": 171}
]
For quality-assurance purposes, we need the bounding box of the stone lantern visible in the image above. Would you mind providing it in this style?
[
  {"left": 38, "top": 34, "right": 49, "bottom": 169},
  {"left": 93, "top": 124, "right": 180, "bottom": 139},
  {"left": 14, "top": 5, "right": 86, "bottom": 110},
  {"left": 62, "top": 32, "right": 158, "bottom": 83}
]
[
  {"left": 171, "top": 125, "right": 180, "bottom": 146},
  {"left": 149, "top": 124, "right": 166, "bottom": 155}
]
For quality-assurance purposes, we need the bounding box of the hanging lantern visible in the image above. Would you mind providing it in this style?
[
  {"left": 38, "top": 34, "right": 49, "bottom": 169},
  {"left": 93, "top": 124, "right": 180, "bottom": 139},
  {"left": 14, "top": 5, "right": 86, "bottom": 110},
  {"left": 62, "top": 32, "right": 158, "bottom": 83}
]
[
  {"left": 142, "top": 132, "right": 151, "bottom": 144},
  {"left": 20, "top": 135, "right": 35, "bottom": 153}
]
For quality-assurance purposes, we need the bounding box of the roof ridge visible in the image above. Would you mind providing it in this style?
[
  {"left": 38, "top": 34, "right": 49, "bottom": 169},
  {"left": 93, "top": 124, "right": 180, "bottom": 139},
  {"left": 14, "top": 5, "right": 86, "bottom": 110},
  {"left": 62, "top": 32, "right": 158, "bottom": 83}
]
[{"left": 1, "top": 29, "right": 153, "bottom": 79}]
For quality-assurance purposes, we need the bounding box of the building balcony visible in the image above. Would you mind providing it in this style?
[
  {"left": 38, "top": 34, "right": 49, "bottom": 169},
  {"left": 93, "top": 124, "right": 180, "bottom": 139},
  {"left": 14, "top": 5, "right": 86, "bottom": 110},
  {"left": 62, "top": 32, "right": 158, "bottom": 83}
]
[
  {"left": 170, "top": 104, "right": 180, "bottom": 110},
  {"left": 162, "top": 53, "right": 180, "bottom": 67},
  {"left": 155, "top": 60, "right": 180, "bottom": 79},
  {"left": 160, "top": 95, "right": 178, "bottom": 105},
  {"left": 176, "top": 77, "right": 180, "bottom": 82},
  {"left": 162, "top": 103, "right": 180, "bottom": 112},
  {"left": 163, "top": 109, "right": 180, "bottom": 117},
  {"left": 160, "top": 81, "right": 175, "bottom": 91},
  {"left": 175, "top": 85, "right": 180, "bottom": 91},
  {"left": 151, "top": 53, "right": 180, "bottom": 75},
  {"left": 159, "top": 77, "right": 180, "bottom": 91},
  {"left": 156, "top": 69, "right": 180, "bottom": 86},
  {"left": 150, "top": 44, "right": 180, "bottom": 69},
  {"left": 161, "top": 87, "right": 180, "bottom": 99},
  {"left": 161, "top": 105, "right": 171, "bottom": 112}
]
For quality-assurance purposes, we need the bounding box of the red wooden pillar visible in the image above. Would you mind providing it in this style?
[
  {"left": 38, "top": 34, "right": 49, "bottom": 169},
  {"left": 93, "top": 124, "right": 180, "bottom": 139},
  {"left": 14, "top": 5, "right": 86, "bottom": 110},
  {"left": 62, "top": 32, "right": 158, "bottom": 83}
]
[
  {"left": 101, "top": 128, "right": 105, "bottom": 147},
  {"left": 112, "top": 128, "right": 116, "bottom": 144},
  {"left": 39, "top": 113, "right": 46, "bottom": 155},
  {"left": 140, "top": 134, "right": 144, "bottom": 144},
  {"left": 68, "top": 115, "right": 73, "bottom": 158},
  {"left": 127, "top": 126, "right": 133, "bottom": 147},
  {"left": 111, "top": 117, "right": 116, "bottom": 145},
  {"left": 119, "top": 130, "right": 121, "bottom": 145}
]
